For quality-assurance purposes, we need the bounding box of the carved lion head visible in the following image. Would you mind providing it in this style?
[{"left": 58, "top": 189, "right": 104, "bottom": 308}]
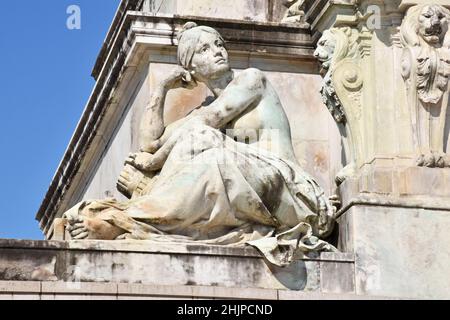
[
  {"left": 401, "top": 4, "right": 450, "bottom": 48},
  {"left": 314, "top": 28, "right": 357, "bottom": 76},
  {"left": 314, "top": 30, "right": 337, "bottom": 75}
]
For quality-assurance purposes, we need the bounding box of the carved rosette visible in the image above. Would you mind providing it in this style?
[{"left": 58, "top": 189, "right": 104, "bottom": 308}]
[{"left": 400, "top": 4, "right": 450, "bottom": 168}]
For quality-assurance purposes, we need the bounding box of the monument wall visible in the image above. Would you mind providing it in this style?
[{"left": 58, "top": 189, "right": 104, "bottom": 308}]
[{"left": 17, "top": 0, "right": 450, "bottom": 300}]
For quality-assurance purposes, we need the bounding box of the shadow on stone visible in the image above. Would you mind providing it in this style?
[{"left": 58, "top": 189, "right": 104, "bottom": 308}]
[{"left": 265, "top": 259, "right": 308, "bottom": 291}]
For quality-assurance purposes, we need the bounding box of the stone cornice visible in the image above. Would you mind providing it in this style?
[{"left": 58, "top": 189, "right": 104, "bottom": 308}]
[{"left": 92, "top": 0, "right": 144, "bottom": 79}]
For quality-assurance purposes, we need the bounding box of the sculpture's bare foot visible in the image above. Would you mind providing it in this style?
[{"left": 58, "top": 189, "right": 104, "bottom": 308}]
[{"left": 66, "top": 216, "right": 126, "bottom": 240}]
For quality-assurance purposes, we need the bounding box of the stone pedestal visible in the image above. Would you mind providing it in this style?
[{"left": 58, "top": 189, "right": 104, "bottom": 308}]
[
  {"left": 0, "top": 239, "right": 366, "bottom": 299},
  {"left": 340, "top": 205, "right": 450, "bottom": 299},
  {"left": 336, "top": 166, "right": 450, "bottom": 299}
]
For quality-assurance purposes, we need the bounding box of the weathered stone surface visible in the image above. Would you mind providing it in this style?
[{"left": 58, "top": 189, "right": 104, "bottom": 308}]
[
  {"left": 1, "top": 280, "right": 390, "bottom": 300},
  {"left": 343, "top": 205, "right": 450, "bottom": 299},
  {"left": 0, "top": 240, "right": 354, "bottom": 293},
  {"left": 400, "top": 4, "right": 450, "bottom": 167}
]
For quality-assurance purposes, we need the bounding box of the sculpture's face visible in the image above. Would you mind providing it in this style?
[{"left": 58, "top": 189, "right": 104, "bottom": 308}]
[
  {"left": 314, "top": 31, "right": 336, "bottom": 75},
  {"left": 418, "top": 5, "right": 448, "bottom": 45},
  {"left": 190, "top": 32, "right": 231, "bottom": 81}
]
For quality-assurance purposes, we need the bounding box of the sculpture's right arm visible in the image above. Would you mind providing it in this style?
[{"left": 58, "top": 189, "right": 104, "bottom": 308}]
[
  {"left": 139, "top": 83, "right": 168, "bottom": 153},
  {"left": 139, "top": 67, "right": 196, "bottom": 153}
]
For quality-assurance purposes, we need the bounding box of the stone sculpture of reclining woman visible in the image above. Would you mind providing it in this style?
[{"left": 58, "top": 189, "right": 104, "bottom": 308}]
[{"left": 63, "top": 22, "right": 338, "bottom": 266}]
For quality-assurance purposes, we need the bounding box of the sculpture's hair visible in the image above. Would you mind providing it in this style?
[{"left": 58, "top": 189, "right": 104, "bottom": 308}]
[
  {"left": 177, "top": 22, "right": 225, "bottom": 70},
  {"left": 400, "top": 4, "right": 450, "bottom": 48}
]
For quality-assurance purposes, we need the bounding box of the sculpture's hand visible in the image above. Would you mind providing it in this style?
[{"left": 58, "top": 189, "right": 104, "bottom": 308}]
[
  {"left": 163, "top": 66, "right": 197, "bottom": 90},
  {"left": 125, "top": 152, "right": 158, "bottom": 172},
  {"left": 66, "top": 216, "right": 89, "bottom": 240}
]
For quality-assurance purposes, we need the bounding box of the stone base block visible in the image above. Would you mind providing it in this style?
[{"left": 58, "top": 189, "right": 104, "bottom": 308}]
[
  {"left": 0, "top": 240, "right": 354, "bottom": 295},
  {"left": 0, "top": 280, "right": 393, "bottom": 300},
  {"left": 338, "top": 205, "right": 450, "bottom": 299}
]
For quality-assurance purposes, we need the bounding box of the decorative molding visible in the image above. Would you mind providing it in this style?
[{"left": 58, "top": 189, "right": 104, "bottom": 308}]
[
  {"left": 400, "top": 3, "right": 450, "bottom": 167},
  {"left": 315, "top": 26, "right": 366, "bottom": 185}
]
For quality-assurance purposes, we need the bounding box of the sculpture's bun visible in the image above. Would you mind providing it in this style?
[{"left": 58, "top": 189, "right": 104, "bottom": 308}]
[{"left": 177, "top": 22, "right": 198, "bottom": 41}]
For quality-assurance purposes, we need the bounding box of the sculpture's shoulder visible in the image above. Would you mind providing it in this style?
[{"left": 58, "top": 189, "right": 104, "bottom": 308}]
[{"left": 234, "top": 68, "right": 267, "bottom": 90}]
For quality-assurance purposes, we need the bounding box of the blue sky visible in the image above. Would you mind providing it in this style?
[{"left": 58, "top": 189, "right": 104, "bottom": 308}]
[{"left": 0, "top": 1, "right": 120, "bottom": 239}]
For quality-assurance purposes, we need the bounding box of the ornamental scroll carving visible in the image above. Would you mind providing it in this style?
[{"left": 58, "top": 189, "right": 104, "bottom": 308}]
[
  {"left": 314, "top": 27, "right": 363, "bottom": 185},
  {"left": 400, "top": 4, "right": 450, "bottom": 168}
]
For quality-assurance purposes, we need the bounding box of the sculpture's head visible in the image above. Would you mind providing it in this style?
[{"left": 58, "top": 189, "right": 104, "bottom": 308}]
[
  {"left": 314, "top": 30, "right": 337, "bottom": 75},
  {"left": 401, "top": 4, "right": 450, "bottom": 48},
  {"left": 177, "top": 22, "right": 231, "bottom": 82}
]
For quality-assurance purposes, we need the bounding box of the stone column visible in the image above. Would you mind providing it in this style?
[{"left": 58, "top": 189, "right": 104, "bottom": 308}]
[{"left": 310, "top": 0, "right": 450, "bottom": 298}]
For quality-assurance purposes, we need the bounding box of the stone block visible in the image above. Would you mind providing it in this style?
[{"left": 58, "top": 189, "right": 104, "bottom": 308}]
[
  {"left": 347, "top": 205, "right": 450, "bottom": 299},
  {"left": 319, "top": 252, "right": 355, "bottom": 294},
  {"left": 53, "top": 295, "right": 92, "bottom": 301},
  {"left": 118, "top": 283, "right": 277, "bottom": 299},
  {"left": 0, "top": 240, "right": 355, "bottom": 295},
  {"left": 0, "top": 281, "right": 40, "bottom": 293},
  {"left": 41, "top": 281, "right": 118, "bottom": 295},
  {"left": 12, "top": 294, "right": 40, "bottom": 301},
  {"left": 175, "top": 0, "right": 269, "bottom": 22},
  {"left": 398, "top": 167, "right": 450, "bottom": 197},
  {"left": 117, "top": 295, "right": 190, "bottom": 300},
  {"left": 190, "top": 286, "right": 278, "bottom": 300},
  {"left": 0, "top": 247, "right": 57, "bottom": 282},
  {"left": 320, "top": 261, "right": 355, "bottom": 294},
  {"left": 337, "top": 210, "right": 354, "bottom": 253},
  {"left": 118, "top": 283, "right": 194, "bottom": 298}
]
